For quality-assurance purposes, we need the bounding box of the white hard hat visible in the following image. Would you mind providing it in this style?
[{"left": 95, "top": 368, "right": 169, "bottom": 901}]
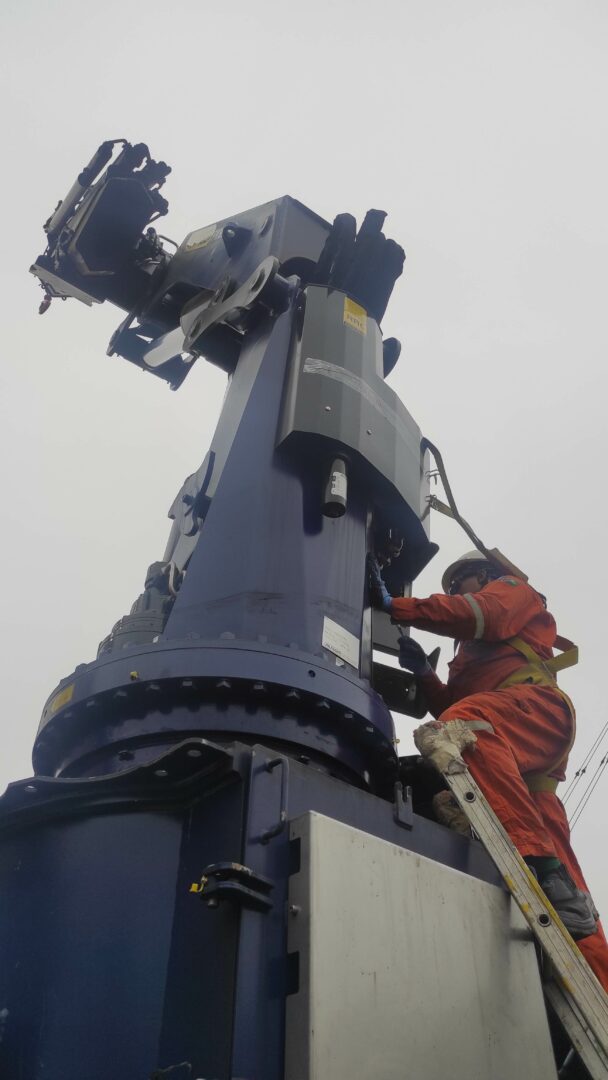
[{"left": 441, "top": 550, "right": 494, "bottom": 594}]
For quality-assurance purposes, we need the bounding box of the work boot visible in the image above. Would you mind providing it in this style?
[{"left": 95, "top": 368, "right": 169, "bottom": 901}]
[
  {"left": 432, "top": 791, "right": 472, "bottom": 836},
  {"left": 539, "top": 865, "right": 598, "bottom": 940}
]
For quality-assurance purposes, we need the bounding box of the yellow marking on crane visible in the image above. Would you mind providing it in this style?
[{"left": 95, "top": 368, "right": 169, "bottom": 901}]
[
  {"left": 184, "top": 225, "right": 217, "bottom": 252},
  {"left": 48, "top": 683, "right": 74, "bottom": 715},
  {"left": 343, "top": 297, "right": 367, "bottom": 335}
]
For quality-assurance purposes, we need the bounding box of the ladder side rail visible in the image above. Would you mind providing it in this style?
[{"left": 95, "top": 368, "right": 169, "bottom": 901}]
[
  {"left": 444, "top": 768, "right": 608, "bottom": 1077},
  {"left": 413, "top": 720, "right": 608, "bottom": 1079}
]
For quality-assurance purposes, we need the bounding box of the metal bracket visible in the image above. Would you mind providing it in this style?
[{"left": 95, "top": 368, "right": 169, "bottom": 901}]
[
  {"left": 393, "top": 780, "right": 414, "bottom": 830},
  {"left": 167, "top": 450, "right": 216, "bottom": 540},
  {"left": 259, "top": 756, "right": 289, "bottom": 843},
  {"left": 372, "top": 659, "right": 428, "bottom": 720},
  {"left": 181, "top": 256, "right": 281, "bottom": 352},
  {"left": 193, "top": 861, "right": 274, "bottom": 913},
  {"left": 129, "top": 256, "right": 293, "bottom": 383}
]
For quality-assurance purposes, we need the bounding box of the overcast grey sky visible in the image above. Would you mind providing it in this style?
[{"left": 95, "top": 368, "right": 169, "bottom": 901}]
[{"left": 2, "top": 0, "right": 607, "bottom": 910}]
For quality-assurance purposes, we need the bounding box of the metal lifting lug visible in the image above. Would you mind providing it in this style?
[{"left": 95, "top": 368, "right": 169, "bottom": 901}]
[
  {"left": 222, "top": 222, "right": 253, "bottom": 257},
  {"left": 194, "top": 862, "right": 274, "bottom": 913}
]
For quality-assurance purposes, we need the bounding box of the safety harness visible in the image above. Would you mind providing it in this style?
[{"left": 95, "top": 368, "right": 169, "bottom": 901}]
[{"left": 499, "top": 635, "right": 578, "bottom": 794}]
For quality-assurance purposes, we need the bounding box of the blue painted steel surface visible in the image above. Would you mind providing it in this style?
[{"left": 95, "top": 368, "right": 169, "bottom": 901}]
[
  {"left": 35, "top": 295, "right": 397, "bottom": 788},
  {"left": 0, "top": 813, "right": 183, "bottom": 1075},
  {"left": 0, "top": 741, "right": 500, "bottom": 1078},
  {"left": 8, "top": 171, "right": 524, "bottom": 1080},
  {"left": 165, "top": 309, "right": 368, "bottom": 660}
]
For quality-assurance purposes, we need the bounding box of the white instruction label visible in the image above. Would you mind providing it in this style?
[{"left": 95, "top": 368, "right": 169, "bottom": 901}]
[
  {"left": 330, "top": 471, "right": 347, "bottom": 499},
  {"left": 322, "top": 616, "right": 360, "bottom": 669}
]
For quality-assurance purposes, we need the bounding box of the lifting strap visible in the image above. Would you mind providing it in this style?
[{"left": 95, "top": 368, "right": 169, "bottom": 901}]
[
  {"left": 419, "top": 437, "right": 581, "bottom": 797},
  {"left": 498, "top": 635, "right": 578, "bottom": 794},
  {"left": 420, "top": 437, "right": 529, "bottom": 581}
]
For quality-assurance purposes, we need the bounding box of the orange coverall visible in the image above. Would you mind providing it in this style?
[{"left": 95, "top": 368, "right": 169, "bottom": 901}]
[{"left": 391, "top": 576, "right": 608, "bottom": 991}]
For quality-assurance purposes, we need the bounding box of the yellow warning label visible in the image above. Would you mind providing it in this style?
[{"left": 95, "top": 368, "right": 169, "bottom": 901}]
[
  {"left": 343, "top": 297, "right": 367, "bottom": 335},
  {"left": 48, "top": 683, "right": 74, "bottom": 716}
]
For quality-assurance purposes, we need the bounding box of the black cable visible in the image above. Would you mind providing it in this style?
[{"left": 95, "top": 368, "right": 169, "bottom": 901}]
[
  {"left": 569, "top": 753, "right": 608, "bottom": 830},
  {"left": 562, "top": 720, "right": 608, "bottom": 805},
  {"left": 569, "top": 756, "right": 608, "bottom": 830},
  {"left": 568, "top": 753, "right": 606, "bottom": 821}
]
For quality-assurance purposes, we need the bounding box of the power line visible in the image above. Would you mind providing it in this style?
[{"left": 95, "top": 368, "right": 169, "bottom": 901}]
[
  {"left": 569, "top": 753, "right": 608, "bottom": 831},
  {"left": 568, "top": 751, "right": 607, "bottom": 821},
  {"left": 562, "top": 719, "right": 608, "bottom": 807}
]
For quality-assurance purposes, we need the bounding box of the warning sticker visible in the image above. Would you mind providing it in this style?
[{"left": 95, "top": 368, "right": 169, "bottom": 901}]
[
  {"left": 322, "top": 616, "right": 360, "bottom": 669},
  {"left": 343, "top": 297, "right": 367, "bottom": 335}
]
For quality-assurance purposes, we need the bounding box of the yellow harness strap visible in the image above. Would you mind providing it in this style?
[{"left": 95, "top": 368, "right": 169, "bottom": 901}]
[
  {"left": 525, "top": 774, "right": 563, "bottom": 793},
  {"left": 498, "top": 634, "right": 578, "bottom": 795},
  {"left": 500, "top": 634, "right": 578, "bottom": 687}
]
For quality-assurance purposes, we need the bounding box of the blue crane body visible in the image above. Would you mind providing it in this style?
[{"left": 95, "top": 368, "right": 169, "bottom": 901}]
[{"left": 0, "top": 140, "right": 570, "bottom": 1078}]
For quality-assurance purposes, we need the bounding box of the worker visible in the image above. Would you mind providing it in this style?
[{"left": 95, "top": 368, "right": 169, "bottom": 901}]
[{"left": 369, "top": 551, "right": 608, "bottom": 992}]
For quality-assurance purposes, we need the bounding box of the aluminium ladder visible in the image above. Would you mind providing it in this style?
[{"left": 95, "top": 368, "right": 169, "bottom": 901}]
[{"left": 414, "top": 721, "right": 608, "bottom": 1080}]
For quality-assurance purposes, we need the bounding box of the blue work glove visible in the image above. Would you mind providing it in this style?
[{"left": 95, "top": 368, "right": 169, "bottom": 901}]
[
  {"left": 398, "top": 636, "right": 432, "bottom": 677},
  {"left": 367, "top": 555, "right": 393, "bottom": 611}
]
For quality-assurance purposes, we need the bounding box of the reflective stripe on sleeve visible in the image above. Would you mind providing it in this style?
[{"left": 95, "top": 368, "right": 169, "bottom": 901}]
[{"left": 463, "top": 592, "right": 485, "bottom": 639}]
